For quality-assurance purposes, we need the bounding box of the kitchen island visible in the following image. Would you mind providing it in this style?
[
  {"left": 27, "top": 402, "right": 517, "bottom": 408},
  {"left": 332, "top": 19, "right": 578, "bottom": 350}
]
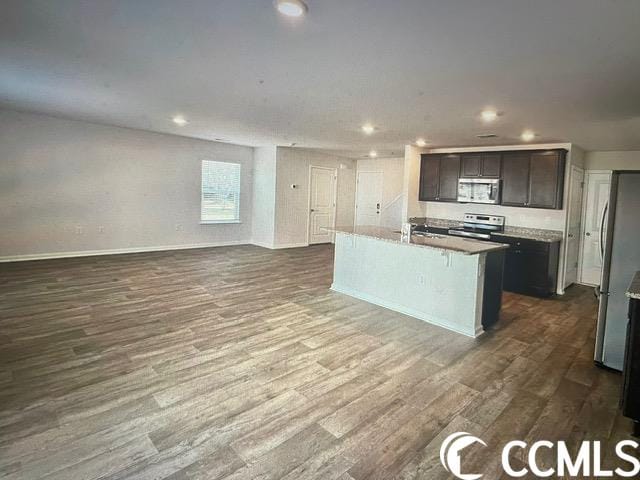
[{"left": 330, "top": 226, "right": 509, "bottom": 337}]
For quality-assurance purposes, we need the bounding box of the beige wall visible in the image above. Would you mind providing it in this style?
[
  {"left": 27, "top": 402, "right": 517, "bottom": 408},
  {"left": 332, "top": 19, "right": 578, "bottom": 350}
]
[
  {"left": 251, "top": 146, "right": 277, "bottom": 247},
  {"left": 585, "top": 151, "right": 640, "bottom": 170},
  {"left": 274, "top": 147, "right": 356, "bottom": 247},
  {"left": 0, "top": 109, "right": 254, "bottom": 260}
]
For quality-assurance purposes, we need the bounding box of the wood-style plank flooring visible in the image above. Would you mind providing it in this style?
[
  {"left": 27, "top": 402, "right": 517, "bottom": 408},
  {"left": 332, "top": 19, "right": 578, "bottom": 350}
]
[{"left": 0, "top": 244, "right": 634, "bottom": 479}]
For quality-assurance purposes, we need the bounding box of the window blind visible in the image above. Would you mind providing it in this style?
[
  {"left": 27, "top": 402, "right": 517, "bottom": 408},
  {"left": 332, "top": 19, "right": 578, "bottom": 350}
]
[{"left": 201, "top": 160, "right": 241, "bottom": 223}]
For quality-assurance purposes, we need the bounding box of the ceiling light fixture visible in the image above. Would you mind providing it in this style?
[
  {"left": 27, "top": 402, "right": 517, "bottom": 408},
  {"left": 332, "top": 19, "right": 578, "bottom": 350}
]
[
  {"left": 362, "top": 124, "right": 375, "bottom": 135},
  {"left": 172, "top": 115, "right": 188, "bottom": 126},
  {"left": 369, "top": 150, "right": 378, "bottom": 158},
  {"left": 275, "top": 0, "right": 308, "bottom": 17},
  {"left": 521, "top": 130, "right": 536, "bottom": 142},
  {"left": 481, "top": 110, "right": 498, "bottom": 122},
  {"left": 416, "top": 138, "right": 427, "bottom": 147}
]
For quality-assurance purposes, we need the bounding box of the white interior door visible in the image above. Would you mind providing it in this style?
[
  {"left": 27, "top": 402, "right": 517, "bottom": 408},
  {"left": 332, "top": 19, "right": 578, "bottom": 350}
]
[
  {"left": 355, "top": 171, "right": 383, "bottom": 227},
  {"left": 308, "top": 166, "right": 337, "bottom": 244},
  {"left": 579, "top": 171, "right": 611, "bottom": 286},
  {"left": 564, "top": 166, "right": 584, "bottom": 287}
]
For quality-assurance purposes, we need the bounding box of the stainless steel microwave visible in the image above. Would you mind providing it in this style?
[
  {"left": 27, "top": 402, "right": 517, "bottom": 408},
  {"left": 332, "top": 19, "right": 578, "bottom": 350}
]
[{"left": 457, "top": 178, "right": 501, "bottom": 204}]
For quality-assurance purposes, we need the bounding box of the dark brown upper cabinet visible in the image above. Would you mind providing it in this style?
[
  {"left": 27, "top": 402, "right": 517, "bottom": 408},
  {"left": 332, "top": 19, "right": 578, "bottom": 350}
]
[
  {"left": 502, "top": 149, "right": 566, "bottom": 209},
  {"left": 419, "top": 154, "right": 461, "bottom": 202},
  {"left": 460, "top": 153, "right": 501, "bottom": 178},
  {"left": 501, "top": 152, "right": 532, "bottom": 207},
  {"left": 528, "top": 151, "right": 566, "bottom": 209},
  {"left": 419, "top": 155, "right": 440, "bottom": 201},
  {"left": 419, "top": 148, "right": 566, "bottom": 209}
]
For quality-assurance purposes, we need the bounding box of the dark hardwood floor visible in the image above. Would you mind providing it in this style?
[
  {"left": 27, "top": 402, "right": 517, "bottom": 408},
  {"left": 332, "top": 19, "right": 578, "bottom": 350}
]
[{"left": 0, "top": 244, "right": 634, "bottom": 479}]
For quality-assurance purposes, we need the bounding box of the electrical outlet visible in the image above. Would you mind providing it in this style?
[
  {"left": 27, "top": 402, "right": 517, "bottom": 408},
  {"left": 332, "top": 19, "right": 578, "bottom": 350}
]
[
  {"left": 75, "top": 225, "right": 83, "bottom": 234},
  {"left": 98, "top": 226, "right": 105, "bottom": 233},
  {"left": 418, "top": 274, "right": 426, "bottom": 285}
]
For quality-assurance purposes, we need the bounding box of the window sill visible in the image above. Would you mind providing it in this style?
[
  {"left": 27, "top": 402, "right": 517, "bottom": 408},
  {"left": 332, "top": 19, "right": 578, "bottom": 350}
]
[{"left": 200, "top": 220, "right": 242, "bottom": 225}]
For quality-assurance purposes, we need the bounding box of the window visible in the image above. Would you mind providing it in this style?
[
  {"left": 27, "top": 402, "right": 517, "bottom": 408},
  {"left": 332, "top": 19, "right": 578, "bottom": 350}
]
[{"left": 201, "top": 160, "right": 241, "bottom": 223}]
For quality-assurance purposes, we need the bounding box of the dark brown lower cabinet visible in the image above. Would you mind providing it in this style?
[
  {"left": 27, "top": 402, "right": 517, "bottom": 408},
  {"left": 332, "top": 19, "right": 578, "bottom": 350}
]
[
  {"left": 492, "top": 235, "right": 560, "bottom": 297},
  {"left": 622, "top": 297, "right": 640, "bottom": 436}
]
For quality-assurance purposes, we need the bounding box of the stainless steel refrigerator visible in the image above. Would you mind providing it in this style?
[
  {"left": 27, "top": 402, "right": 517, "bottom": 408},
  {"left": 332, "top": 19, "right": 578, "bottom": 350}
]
[{"left": 595, "top": 172, "right": 640, "bottom": 371}]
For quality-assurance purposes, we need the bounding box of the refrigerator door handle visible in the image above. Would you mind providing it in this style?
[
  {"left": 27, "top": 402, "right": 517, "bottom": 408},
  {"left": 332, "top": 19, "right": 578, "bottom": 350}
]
[{"left": 599, "top": 202, "right": 608, "bottom": 262}]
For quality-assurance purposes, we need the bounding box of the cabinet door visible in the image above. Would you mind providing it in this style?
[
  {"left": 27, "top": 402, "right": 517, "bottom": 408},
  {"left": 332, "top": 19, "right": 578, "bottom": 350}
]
[
  {"left": 438, "top": 154, "right": 461, "bottom": 201},
  {"left": 528, "top": 151, "right": 565, "bottom": 209},
  {"left": 481, "top": 154, "right": 501, "bottom": 177},
  {"left": 419, "top": 154, "right": 440, "bottom": 201},
  {"left": 523, "top": 250, "right": 552, "bottom": 295},
  {"left": 503, "top": 249, "right": 525, "bottom": 293},
  {"left": 461, "top": 154, "right": 481, "bottom": 177},
  {"left": 501, "top": 152, "right": 530, "bottom": 206}
]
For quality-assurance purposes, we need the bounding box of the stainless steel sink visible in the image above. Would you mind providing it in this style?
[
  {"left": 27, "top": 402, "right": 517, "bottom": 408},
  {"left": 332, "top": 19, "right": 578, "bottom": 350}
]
[
  {"left": 415, "top": 232, "right": 446, "bottom": 239},
  {"left": 392, "top": 230, "right": 446, "bottom": 239}
]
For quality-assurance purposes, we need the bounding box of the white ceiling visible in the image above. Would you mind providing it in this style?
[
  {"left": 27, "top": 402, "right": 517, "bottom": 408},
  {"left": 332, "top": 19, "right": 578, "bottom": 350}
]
[{"left": 2, "top": 0, "right": 640, "bottom": 158}]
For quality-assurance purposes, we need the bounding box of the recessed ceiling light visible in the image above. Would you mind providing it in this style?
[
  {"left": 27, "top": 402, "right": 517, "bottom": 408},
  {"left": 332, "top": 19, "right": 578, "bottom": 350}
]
[
  {"left": 369, "top": 150, "right": 378, "bottom": 158},
  {"left": 276, "top": 0, "right": 308, "bottom": 17},
  {"left": 481, "top": 110, "right": 498, "bottom": 122},
  {"left": 416, "top": 138, "right": 427, "bottom": 147},
  {"left": 521, "top": 130, "right": 536, "bottom": 142},
  {"left": 172, "top": 115, "right": 188, "bottom": 126},
  {"left": 361, "top": 124, "right": 375, "bottom": 135}
]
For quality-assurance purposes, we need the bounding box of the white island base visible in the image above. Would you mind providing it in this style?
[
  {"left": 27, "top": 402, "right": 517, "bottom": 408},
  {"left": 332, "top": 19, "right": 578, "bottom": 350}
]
[{"left": 331, "top": 229, "right": 507, "bottom": 338}]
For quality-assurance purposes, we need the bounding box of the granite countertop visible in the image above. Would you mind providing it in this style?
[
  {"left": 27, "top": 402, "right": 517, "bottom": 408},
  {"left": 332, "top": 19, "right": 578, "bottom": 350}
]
[
  {"left": 409, "top": 217, "right": 564, "bottom": 243},
  {"left": 627, "top": 272, "right": 640, "bottom": 300},
  {"left": 332, "top": 226, "right": 509, "bottom": 255}
]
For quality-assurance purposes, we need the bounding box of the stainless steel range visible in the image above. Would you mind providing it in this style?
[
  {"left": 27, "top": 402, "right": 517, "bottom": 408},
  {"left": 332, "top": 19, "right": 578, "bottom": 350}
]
[{"left": 447, "top": 213, "right": 505, "bottom": 240}]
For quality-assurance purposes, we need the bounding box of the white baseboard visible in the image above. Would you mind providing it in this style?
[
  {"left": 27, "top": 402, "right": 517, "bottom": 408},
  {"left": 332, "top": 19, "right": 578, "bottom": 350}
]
[
  {"left": 331, "top": 283, "right": 482, "bottom": 338},
  {"left": 250, "top": 241, "right": 309, "bottom": 250},
  {"left": 274, "top": 242, "right": 309, "bottom": 249},
  {"left": 0, "top": 240, "right": 249, "bottom": 263},
  {"left": 250, "top": 240, "right": 276, "bottom": 249}
]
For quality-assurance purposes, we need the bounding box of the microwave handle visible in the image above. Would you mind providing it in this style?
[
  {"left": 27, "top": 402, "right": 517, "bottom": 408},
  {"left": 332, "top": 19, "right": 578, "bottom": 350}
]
[{"left": 492, "top": 181, "right": 500, "bottom": 200}]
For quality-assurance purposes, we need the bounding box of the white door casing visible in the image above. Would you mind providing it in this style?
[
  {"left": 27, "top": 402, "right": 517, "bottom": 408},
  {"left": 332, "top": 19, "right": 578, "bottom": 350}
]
[
  {"left": 308, "top": 166, "right": 337, "bottom": 245},
  {"left": 355, "top": 171, "right": 383, "bottom": 227},
  {"left": 563, "top": 165, "right": 584, "bottom": 287},
  {"left": 579, "top": 171, "right": 612, "bottom": 286}
]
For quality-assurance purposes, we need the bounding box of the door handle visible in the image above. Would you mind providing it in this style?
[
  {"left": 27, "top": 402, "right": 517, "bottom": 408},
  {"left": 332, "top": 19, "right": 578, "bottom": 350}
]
[
  {"left": 585, "top": 232, "right": 591, "bottom": 237},
  {"left": 310, "top": 208, "right": 315, "bottom": 212}
]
